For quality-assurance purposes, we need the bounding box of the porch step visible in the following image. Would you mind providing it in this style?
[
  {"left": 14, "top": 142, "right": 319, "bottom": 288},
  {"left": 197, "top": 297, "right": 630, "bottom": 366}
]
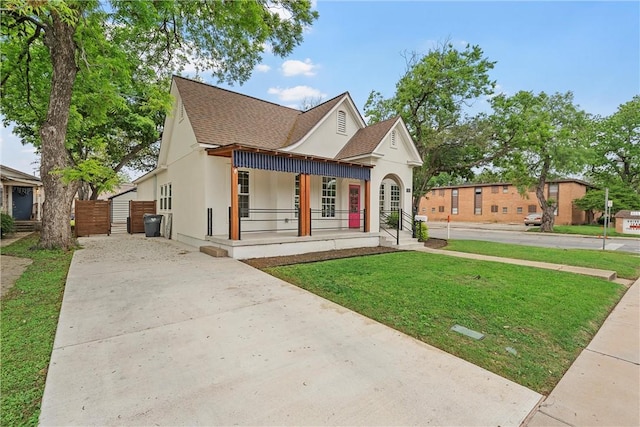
[
  {"left": 200, "top": 246, "right": 229, "bottom": 258},
  {"left": 14, "top": 221, "right": 41, "bottom": 232},
  {"left": 380, "top": 230, "right": 423, "bottom": 250}
]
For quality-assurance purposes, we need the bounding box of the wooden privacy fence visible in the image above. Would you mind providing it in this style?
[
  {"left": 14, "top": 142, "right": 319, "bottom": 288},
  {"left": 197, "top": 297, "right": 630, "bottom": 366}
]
[
  {"left": 129, "top": 200, "right": 156, "bottom": 234},
  {"left": 75, "top": 200, "right": 111, "bottom": 237}
]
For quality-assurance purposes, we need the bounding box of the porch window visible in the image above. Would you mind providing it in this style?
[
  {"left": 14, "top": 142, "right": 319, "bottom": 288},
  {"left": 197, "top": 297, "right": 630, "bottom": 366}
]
[
  {"left": 390, "top": 185, "right": 400, "bottom": 211},
  {"left": 379, "top": 184, "right": 385, "bottom": 211},
  {"left": 294, "top": 174, "right": 300, "bottom": 218},
  {"left": 160, "top": 183, "right": 172, "bottom": 210},
  {"left": 238, "top": 171, "right": 249, "bottom": 218},
  {"left": 321, "top": 176, "right": 336, "bottom": 217}
]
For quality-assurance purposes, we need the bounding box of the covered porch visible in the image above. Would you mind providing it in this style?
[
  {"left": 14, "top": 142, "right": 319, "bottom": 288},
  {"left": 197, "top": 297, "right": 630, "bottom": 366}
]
[{"left": 203, "top": 145, "right": 377, "bottom": 258}]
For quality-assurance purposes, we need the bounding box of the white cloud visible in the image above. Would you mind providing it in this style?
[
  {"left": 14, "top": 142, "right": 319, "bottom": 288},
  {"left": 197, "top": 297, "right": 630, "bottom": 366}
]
[
  {"left": 267, "top": 86, "right": 327, "bottom": 102},
  {"left": 255, "top": 64, "right": 271, "bottom": 73},
  {"left": 281, "top": 58, "right": 318, "bottom": 77}
]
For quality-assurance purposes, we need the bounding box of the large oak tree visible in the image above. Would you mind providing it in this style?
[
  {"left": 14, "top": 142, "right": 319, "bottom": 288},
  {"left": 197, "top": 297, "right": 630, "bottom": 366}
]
[
  {"left": 1, "top": 0, "right": 317, "bottom": 249},
  {"left": 489, "top": 91, "right": 588, "bottom": 232},
  {"left": 364, "top": 43, "right": 500, "bottom": 211}
]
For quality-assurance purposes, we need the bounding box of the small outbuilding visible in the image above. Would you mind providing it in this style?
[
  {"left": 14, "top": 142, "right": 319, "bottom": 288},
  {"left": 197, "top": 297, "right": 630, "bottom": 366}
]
[{"left": 614, "top": 210, "right": 640, "bottom": 235}]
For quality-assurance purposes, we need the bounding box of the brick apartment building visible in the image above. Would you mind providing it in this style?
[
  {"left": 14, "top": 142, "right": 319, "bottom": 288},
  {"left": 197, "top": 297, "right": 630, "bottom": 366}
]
[{"left": 418, "top": 179, "right": 592, "bottom": 225}]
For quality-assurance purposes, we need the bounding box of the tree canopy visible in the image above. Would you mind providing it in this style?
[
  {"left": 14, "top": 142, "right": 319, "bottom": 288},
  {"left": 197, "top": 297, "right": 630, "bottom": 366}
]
[
  {"left": 488, "top": 91, "right": 588, "bottom": 231},
  {"left": 364, "top": 43, "right": 499, "bottom": 210},
  {"left": 585, "top": 96, "right": 640, "bottom": 193},
  {"left": 1, "top": 0, "right": 318, "bottom": 249}
]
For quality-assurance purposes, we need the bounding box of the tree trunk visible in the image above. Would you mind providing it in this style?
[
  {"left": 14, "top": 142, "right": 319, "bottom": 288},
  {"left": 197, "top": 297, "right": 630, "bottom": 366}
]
[
  {"left": 535, "top": 162, "right": 555, "bottom": 233},
  {"left": 39, "top": 12, "right": 79, "bottom": 249}
]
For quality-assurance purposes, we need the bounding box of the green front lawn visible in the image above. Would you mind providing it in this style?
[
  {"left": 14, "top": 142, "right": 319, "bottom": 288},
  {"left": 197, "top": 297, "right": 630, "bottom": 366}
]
[
  {"left": 266, "top": 251, "right": 625, "bottom": 394},
  {"left": 527, "top": 224, "right": 637, "bottom": 238},
  {"left": 445, "top": 240, "right": 640, "bottom": 280},
  {"left": 1, "top": 234, "right": 74, "bottom": 427}
]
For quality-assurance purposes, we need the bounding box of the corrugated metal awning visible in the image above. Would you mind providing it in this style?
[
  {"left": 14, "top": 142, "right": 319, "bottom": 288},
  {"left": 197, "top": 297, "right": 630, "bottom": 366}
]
[{"left": 231, "top": 150, "right": 370, "bottom": 181}]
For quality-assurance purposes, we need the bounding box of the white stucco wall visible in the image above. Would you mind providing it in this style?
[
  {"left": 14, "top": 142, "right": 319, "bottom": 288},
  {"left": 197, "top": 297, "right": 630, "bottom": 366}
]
[
  {"left": 288, "top": 103, "right": 362, "bottom": 159},
  {"left": 367, "top": 126, "right": 419, "bottom": 230},
  {"left": 163, "top": 149, "right": 206, "bottom": 243}
]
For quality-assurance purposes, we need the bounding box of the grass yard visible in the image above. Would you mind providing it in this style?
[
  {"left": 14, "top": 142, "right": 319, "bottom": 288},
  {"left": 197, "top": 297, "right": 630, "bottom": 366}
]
[
  {"left": 1, "top": 234, "right": 74, "bottom": 427},
  {"left": 265, "top": 251, "right": 625, "bottom": 395},
  {"left": 445, "top": 240, "right": 640, "bottom": 280},
  {"left": 527, "top": 224, "right": 637, "bottom": 238}
]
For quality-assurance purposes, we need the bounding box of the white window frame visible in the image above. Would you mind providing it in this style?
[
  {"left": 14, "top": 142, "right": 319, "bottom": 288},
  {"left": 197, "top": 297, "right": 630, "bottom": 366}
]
[
  {"left": 390, "top": 184, "right": 400, "bottom": 212},
  {"left": 160, "top": 183, "right": 172, "bottom": 211},
  {"left": 321, "top": 176, "right": 336, "bottom": 218},
  {"left": 294, "top": 174, "right": 300, "bottom": 218},
  {"left": 379, "top": 183, "right": 385, "bottom": 212},
  {"left": 238, "top": 171, "right": 249, "bottom": 218}
]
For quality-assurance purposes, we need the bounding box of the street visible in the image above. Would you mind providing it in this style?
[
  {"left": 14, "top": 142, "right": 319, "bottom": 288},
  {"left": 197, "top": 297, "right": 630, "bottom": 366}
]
[{"left": 427, "top": 222, "right": 640, "bottom": 254}]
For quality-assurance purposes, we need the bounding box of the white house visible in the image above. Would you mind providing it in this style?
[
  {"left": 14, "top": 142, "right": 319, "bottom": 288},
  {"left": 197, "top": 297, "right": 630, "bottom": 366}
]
[{"left": 134, "top": 76, "right": 422, "bottom": 258}]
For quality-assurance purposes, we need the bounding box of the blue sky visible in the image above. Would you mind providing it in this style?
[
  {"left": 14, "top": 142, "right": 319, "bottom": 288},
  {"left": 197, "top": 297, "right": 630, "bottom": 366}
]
[{"left": 2, "top": 0, "right": 638, "bottom": 178}]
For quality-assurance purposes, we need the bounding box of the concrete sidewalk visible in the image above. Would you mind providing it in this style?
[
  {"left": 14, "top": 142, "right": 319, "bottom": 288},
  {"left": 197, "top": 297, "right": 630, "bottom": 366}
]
[
  {"left": 39, "top": 235, "right": 542, "bottom": 426},
  {"left": 527, "top": 279, "right": 640, "bottom": 426},
  {"left": 418, "top": 247, "right": 624, "bottom": 283}
]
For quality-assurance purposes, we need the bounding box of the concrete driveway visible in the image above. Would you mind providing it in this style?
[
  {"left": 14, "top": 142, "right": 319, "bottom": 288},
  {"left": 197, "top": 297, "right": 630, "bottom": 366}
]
[{"left": 40, "top": 234, "right": 541, "bottom": 426}]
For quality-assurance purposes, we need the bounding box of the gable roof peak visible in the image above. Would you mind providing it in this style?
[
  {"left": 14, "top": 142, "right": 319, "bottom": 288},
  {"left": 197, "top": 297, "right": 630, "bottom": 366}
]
[{"left": 172, "top": 75, "right": 300, "bottom": 112}]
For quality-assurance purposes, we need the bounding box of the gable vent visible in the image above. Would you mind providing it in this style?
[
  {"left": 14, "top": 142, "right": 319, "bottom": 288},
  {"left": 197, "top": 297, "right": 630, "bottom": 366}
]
[
  {"left": 337, "top": 110, "right": 346, "bottom": 134},
  {"left": 391, "top": 130, "right": 397, "bottom": 147}
]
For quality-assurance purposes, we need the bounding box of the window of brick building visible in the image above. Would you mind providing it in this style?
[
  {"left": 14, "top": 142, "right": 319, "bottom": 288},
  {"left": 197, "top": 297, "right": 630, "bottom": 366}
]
[
  {"left": 492, "top": 185, "right": 499, "bottom": 194},
  {"left": 451, "top": 189, "right": 459, "bottom": 215},
  {"left": 491, "top": 205, "right": 498, "bottom": 213},
  {"left": 474, "top": 187, "right": 482, "bottom": 215},
  {"left": 528, "top": 205, "right": 537, "bottom": 213}
]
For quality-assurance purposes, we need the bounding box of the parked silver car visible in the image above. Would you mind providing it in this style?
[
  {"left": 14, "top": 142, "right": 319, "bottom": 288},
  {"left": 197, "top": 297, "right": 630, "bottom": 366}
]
[{"left": 524, "top": 213, "right": 542, "bottom": 226}]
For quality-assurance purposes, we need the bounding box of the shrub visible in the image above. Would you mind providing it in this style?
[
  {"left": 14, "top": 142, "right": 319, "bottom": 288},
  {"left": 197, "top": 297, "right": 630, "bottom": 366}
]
[
  {"left": 416, "top": 221, "right": 428, "bottom": 242},
  {"left": 1, "top": 213, "right": 15, "bottom": 238},
  {"left": 385, "top": 211, "right": 399, "bottom": 228}
]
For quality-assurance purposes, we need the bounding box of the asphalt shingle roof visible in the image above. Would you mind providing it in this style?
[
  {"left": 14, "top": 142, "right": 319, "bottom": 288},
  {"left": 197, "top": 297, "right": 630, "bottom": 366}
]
[
  {"left": 174, "top": 76, "right": 393, "bottom": 159},
  {"left": 174, "top": 77, "right": 300, "bottom": 149},
  {"left": 336, "top": 117, "right": 399, "bottom": 159}
]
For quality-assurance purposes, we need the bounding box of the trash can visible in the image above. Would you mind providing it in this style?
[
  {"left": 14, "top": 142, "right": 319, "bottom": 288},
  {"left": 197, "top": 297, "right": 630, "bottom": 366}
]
[{"left": 143, "top": 214, "right": 163, "bottom": 237}]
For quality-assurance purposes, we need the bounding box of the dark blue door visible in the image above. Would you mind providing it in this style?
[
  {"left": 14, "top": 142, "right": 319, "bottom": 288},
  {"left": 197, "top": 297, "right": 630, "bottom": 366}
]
[{"left": 12, "top": 186, "right": 33, "bottom": 220}]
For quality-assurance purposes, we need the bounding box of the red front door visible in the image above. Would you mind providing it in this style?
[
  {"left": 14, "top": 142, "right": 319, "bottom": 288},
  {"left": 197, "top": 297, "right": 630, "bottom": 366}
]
[{"left": 349, "top": 185, "right": 360, "bottom": 228}]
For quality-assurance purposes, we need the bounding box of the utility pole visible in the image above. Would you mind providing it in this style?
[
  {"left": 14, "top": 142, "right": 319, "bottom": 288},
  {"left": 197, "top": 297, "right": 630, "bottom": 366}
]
[{"left": 602, "top": 188, "right": 609, "bottom": 250}]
